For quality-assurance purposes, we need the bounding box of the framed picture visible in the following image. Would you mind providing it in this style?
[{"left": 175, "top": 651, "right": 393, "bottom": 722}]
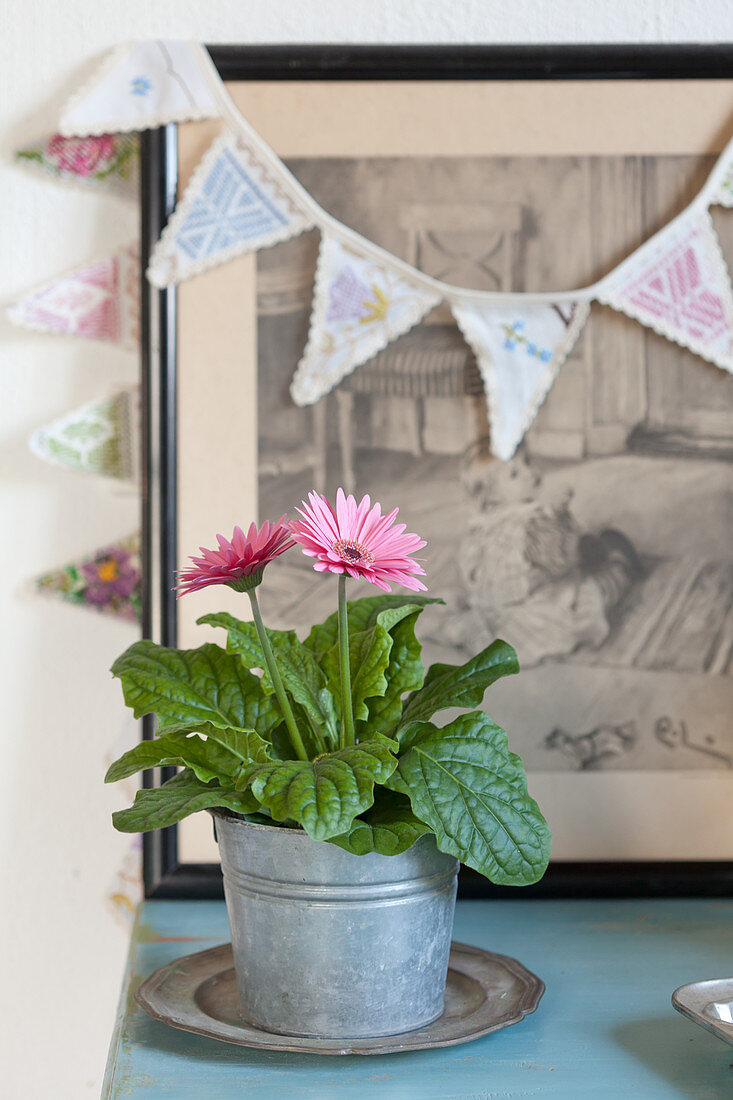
[{"left": 141, "top": 45, "right": 733, "bottom": 899}]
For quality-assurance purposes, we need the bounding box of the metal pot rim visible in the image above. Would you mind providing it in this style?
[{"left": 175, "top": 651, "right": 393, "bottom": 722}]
[{"left": 208, "top": 807, "right": 305, "bottom": 837}]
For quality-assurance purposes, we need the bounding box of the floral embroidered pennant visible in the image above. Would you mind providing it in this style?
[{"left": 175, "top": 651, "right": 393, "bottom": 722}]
[
  {"left": 7, "top": 244, "right": 140, "bottom": 350},
  {"left": 597, "top": 210, "right": 733, "bottom": 372},
  {"left": 147, "top": 131, "right": 312, "bottom": 286},
  {"left": 35, "top": 532, "right": 142, "bottom": 622},
  {"left": 452, "top": 300, "right": 590, "bottom": 460},
  {"left": 291, "top": 235, "right": 442, "bottom": 405},
  {"left": 30, "top": 388, "right": 140, "bottom": 481},
  {"left": 60, "top": 40, "right": 218, "bottom": 137},
  {"left": 15, "top": 132, "right": 139, "bottom": 200}
]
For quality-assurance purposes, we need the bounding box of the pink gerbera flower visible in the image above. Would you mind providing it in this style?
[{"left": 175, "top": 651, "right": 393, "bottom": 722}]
[
  {"left": 289, "top": 489, "right": 427, "bottom": 592},
  {"left": 176, "top": 517, "right": 294, "bottom": 597}
]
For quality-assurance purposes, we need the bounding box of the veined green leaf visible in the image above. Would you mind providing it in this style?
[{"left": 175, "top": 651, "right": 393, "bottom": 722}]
[
  {"left": 111, "top": 641, "right": 281, "bottom": 736},
  {"left": 106, "top": 726, "right": 273, "bottom": 785},
  {"left": 321, "top": 623, "right": 393, "bottom": 723},
  {"left": 396, "top": 639, "right": 519, "bottom": 737},
  {"left": 305, "top": 594, "right": 442, "bottom": 660},
  {"left": 106, "top": 731, "right": 239, "bottom": 784},
  {"left": 111, "top": 769, "right": 260, "bottom": 833},
  {"left": 396, "top": 712, "right": 551, "bottom": 886},
  {"left": 199, "top": 613, "right": 337, "bottom": 745},
  {"left": 328, "top": 790, "right": 430, "bottom": 856},
  {"left": 240, "top": 734, "right": 399, "bottom": 841},
  {"left": 359, "top": 611, "right": 425, "bottom": 736}
]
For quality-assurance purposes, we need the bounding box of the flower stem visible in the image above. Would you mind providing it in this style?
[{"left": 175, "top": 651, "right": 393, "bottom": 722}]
[
  {"left": 338, "top": 574, "right": 355, "bottom": 748},
  {"left": 247, "top": 588, "right": 309, "bottom": 763}
]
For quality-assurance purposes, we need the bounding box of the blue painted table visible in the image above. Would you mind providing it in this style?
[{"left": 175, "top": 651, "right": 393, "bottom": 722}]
[{"left": 103, "top": 899, "right": 733, "bottom": 1098}]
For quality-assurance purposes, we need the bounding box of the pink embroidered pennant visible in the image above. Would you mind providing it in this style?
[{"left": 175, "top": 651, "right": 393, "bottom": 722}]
[
  {"left": 598, "top": 212, "right": 733, "bottom": 371},
  {"left": 15, "top": 132, "right": 139, "bottom": 199},
  {"left": 7, "top": 245, "right": 140, "bottom": 350}
]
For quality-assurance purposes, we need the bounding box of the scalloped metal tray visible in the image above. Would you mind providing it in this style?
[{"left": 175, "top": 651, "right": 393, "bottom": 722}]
[
  {"left": 672, "top": 978, "right": 733, "bottom": 1047},
  {"left": 136, "top": 940, "right": 544, "bottom": 1055}
]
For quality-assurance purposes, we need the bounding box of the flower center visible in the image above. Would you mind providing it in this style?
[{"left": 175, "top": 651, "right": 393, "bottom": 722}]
[
  {"left": 333, "top": 538, "right": 374, "bottom": 566},
  {"left": 97, "top": 559, "right": 119, "bottom": 582}
]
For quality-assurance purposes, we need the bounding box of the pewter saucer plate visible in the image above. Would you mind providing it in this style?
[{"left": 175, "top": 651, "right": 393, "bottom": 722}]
[
  {"left": 672, "top": 978, "right": 733, "bottom": 1047},
  {"left": 135, "top": 941, "right": 544, "bottom": 1055}
]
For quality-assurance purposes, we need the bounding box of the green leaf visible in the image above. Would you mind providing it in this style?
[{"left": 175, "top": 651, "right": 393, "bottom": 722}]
[
  {"left": 111, "top": 769, "right": 260, "bottom": 833},
  {"left": 105, "top": 726, "right": 273, "bottom": 785},
  {"left": 396, "top": 639, "right": 519, "bottom": 736},
  {"left": 396, "top": 712, "right": 551, "bottom": 886},
  {"left": 321, "top": 623, "right": 393, "bottom": 723},
  {"left": 163, "top": 723, "right": 274, "bottom": 765},
  {"left": 328, "top": 790, "right": 430, "bottom": 856},
  {"left": 199, "top": 613, "right": 337, "bottom": 745},
  {"left": 359, "top": 611, "right": 425, "bottom": 736},
  {"left": 111, "top": 640, "right": 281, "bottom": 736},
  {"left": 105, "top": 731, "right": 243, "bottom": 784},
  {"left": 240, "top": 734, "right": 399, "bottom": 841},
  {"left": 305, "top": 594, "right": 442, "bottom": 660}
]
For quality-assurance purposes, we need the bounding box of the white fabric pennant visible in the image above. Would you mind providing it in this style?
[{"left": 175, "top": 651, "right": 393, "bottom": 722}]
[
  {"left": 597, "top": 209, "right": 733, "bottom": 372},
  {"left": 147, "top": 131, "right": 311, "bottom": 287},
  {"left": 7, "top": 245, "right": 139, "bottom": 350},
  {"left": 60, "top": 40, "right": 218, "bottom": 137},
  {"left": 453, "top": 300, "right": 589, "bottom": 460},
  {"left": 291, "top": 235, "right": 441, "bottom": 405},
  {"left": 30, "top": 388, "right": 140, "bottom": 481}
]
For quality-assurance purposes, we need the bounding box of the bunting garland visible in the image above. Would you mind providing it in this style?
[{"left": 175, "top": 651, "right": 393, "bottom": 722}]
[
  {"left": 15, "top": 132, "right": 139, "bottom": 199},
  {"left": 9, "top": 38, "right": 733, "bottom": 560},
  {"left": 7, "top": 245, "right": 140, "bottom": 350}
]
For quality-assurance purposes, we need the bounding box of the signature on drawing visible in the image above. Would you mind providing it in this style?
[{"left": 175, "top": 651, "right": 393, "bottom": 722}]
[{"left": 654, "top": 716, "right": 731, "bottom": 768}]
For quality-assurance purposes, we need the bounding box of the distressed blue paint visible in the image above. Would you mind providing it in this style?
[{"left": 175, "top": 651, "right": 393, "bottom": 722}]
[{"left": 103, "top": 899, "right": 733, "bottom": 1099}]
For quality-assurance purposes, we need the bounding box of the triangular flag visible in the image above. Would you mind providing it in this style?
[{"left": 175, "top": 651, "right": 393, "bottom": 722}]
[
  {"left": 147, "top": 131, "right": 312, "bottom": 286},
  {"left": 15, "top": 132, "right": 139, "bottom": 200},
  {"left": 597, "top": 210, "right": 733, "bottom": 372},
  {"left": 7, "top": 245, "right": 139, "bottom": 350},
  {"left": 291, "top": 235, "right": 441, "bottom": 405},
  {"left": 60, "top": 40, "right": 218, "bottom": 136},
  {"left": 35, "top": 532, "right": 141, "bottom": 623},
  {"left": 452, "top": 299, "right": 590, "bottom": 460},
  {"left": 30, "top": 388, "right": 140, "bottom": 481}
]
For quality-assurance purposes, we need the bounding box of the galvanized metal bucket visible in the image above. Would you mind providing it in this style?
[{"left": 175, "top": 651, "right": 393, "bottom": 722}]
[{"left": 211, "top": 810, "right": 459, "bottom": 1039}]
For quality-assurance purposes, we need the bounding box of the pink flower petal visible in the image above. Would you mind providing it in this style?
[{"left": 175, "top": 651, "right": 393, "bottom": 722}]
[
  {"left": 176, "top": 518, "right": 294, "bottom": 598},
  {"left": 289, "top": 488, "right": 428, "bottom": 594}
]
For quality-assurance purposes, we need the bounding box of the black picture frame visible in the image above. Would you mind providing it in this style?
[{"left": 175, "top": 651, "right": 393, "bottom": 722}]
[{"left": 140, "top": 43, "right": 733, "bottom": 900}]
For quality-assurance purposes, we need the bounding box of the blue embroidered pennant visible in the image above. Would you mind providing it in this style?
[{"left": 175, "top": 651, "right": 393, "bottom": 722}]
[{"left": 147, "top": 133, "right": 310, "bottom": 285}]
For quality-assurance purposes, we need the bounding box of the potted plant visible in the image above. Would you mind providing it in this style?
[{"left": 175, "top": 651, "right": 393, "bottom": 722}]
[{"left": 106, "top": 489, "right": 551, "bottom": 1039}]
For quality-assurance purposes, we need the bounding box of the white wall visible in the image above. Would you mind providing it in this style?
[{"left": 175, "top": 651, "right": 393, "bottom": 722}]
[{"left": 1, "top": 3, "right": 731, "bottom": 1097}]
